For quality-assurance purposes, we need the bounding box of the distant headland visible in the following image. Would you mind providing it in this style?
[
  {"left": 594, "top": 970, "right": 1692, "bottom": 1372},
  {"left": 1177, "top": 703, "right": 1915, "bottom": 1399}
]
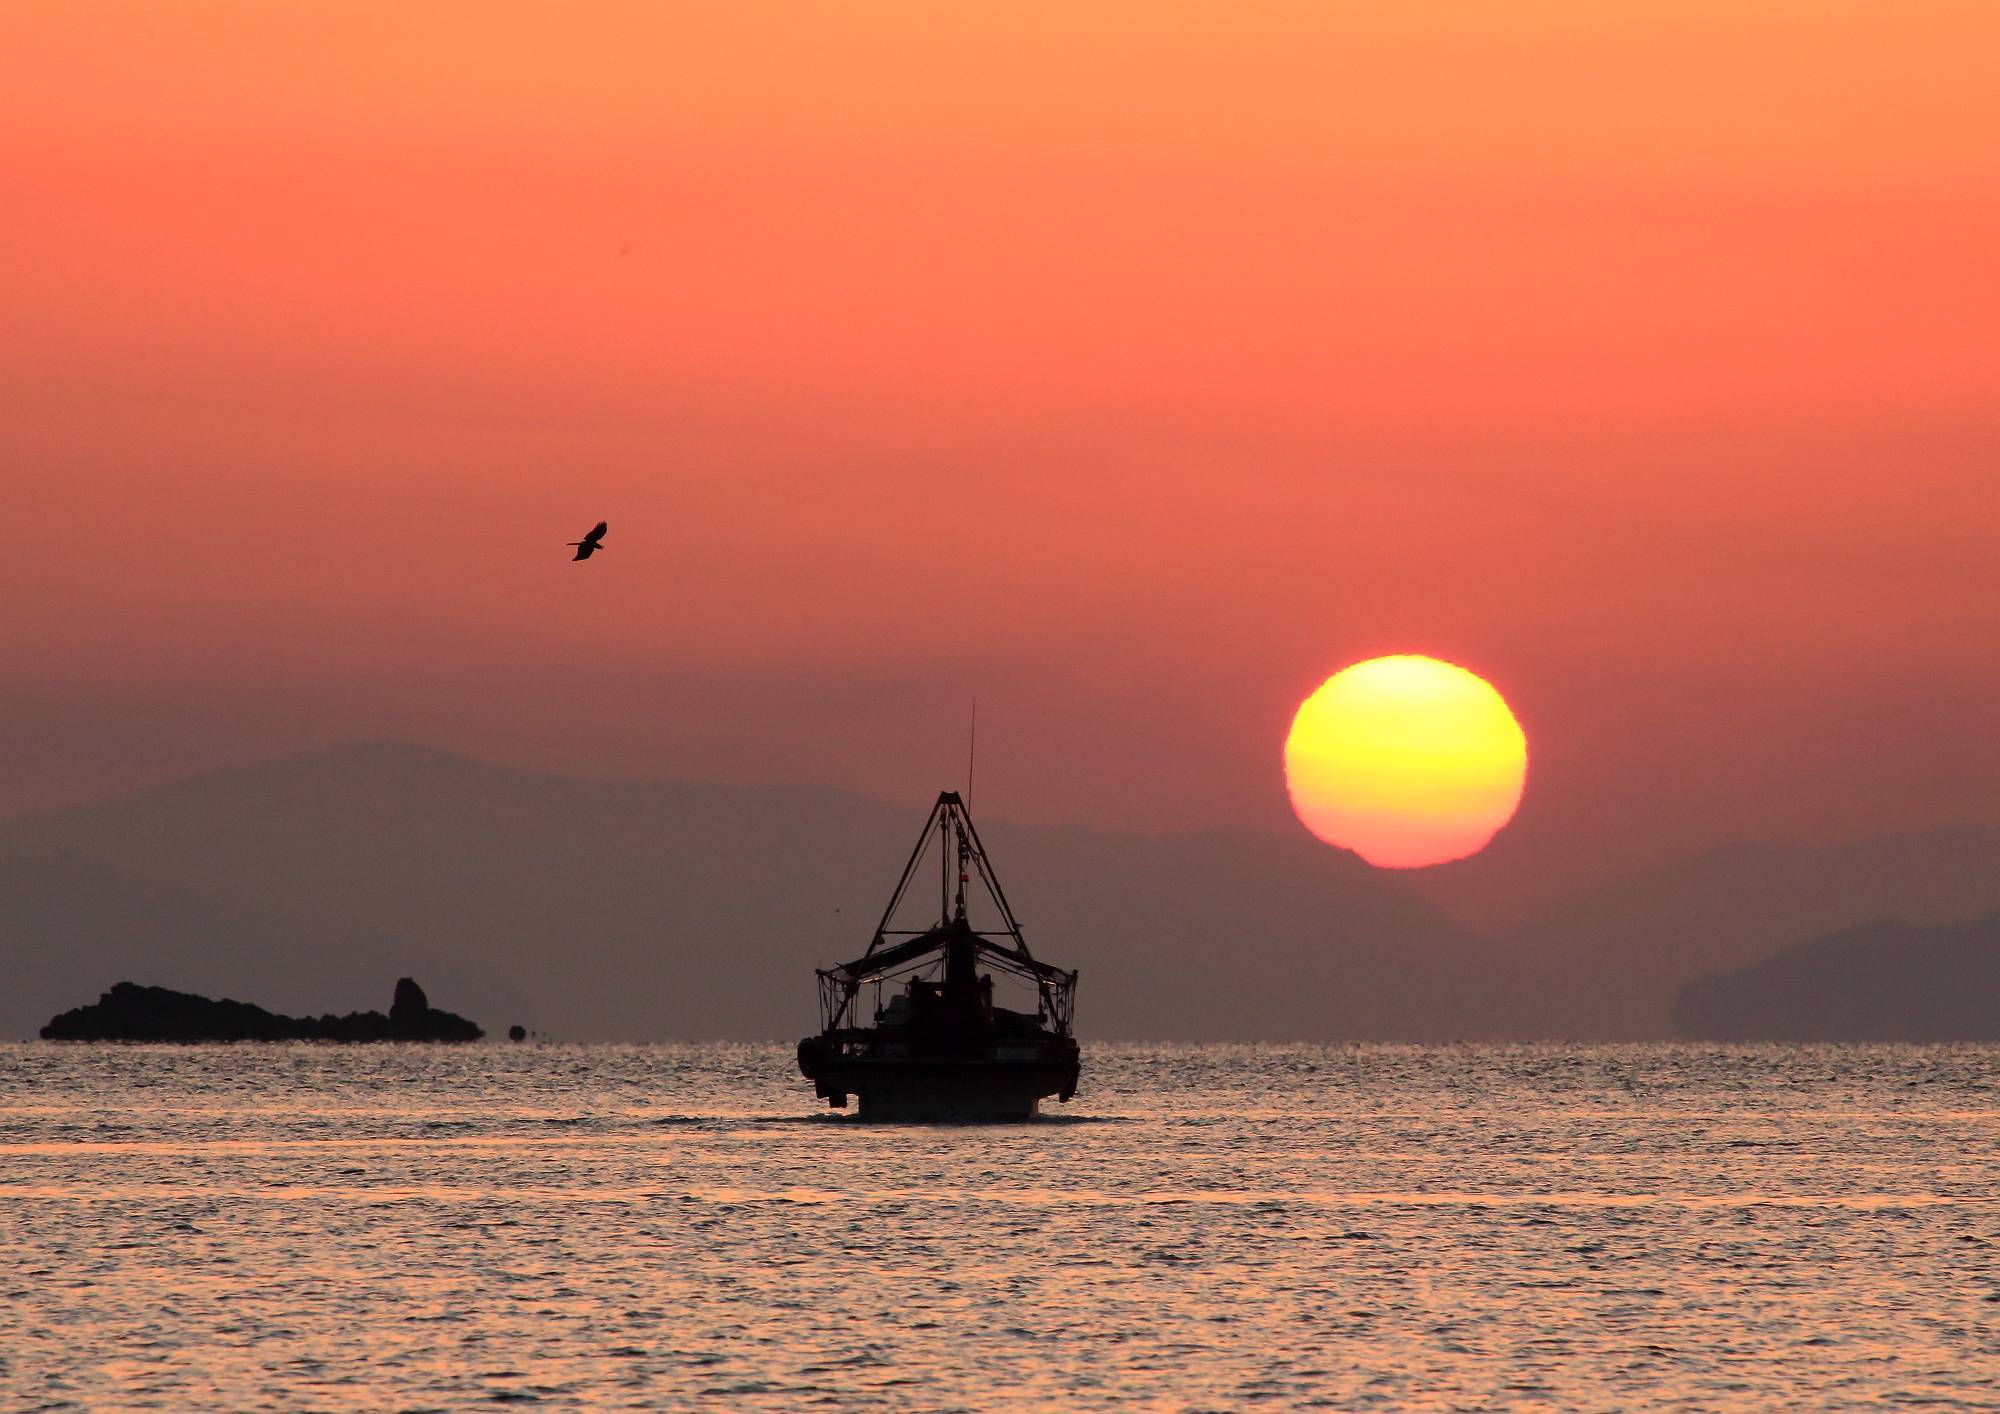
[
  {"left": 40, "top": 976, "right": 482, "bottom": 1042},
  {"left": 1673, "top": 912, "right": 2000, "bottom": 1042}
]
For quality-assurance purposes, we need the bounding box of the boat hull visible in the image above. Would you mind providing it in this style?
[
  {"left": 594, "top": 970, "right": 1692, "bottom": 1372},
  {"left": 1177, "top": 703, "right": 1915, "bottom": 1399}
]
[{"left": 799, "top": 1046, "right": 1078, "bottom": 1121}]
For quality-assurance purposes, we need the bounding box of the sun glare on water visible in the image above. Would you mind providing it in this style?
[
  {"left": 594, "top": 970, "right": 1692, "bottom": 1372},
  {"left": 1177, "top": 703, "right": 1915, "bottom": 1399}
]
[{"left": 1283, "top": 655, "right": 1527, "bottom": 869}]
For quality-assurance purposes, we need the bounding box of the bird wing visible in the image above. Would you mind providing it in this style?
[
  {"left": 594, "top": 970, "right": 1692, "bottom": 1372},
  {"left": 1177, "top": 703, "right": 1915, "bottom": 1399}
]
[
  {"left": 587, "top": 521, "right": 608, "bottom": 542},
  {"left": 572, "top": 543, "right": 595, "bottom": 560}
]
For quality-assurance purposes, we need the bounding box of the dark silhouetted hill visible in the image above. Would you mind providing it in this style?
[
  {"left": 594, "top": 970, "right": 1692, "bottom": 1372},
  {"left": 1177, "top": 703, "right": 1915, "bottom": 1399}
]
[
  {"left": 1503, "top": 828, "right": 2000, "bottom": 1037},
  {"left": 0, "top": 742, "right": 1537, "bottom": 1041},
  {"left": 1674, "top": 913, "right": 2000, "bottom": 1041},
  {"left": 41, "top": 975, "right": 482, "bottom": 1042}
]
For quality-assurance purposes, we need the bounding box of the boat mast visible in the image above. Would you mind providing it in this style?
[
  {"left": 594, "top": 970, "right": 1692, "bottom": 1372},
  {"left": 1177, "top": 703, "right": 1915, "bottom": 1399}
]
[{"left": 864, "top": 790, "right": 1010, "bottom": 958}]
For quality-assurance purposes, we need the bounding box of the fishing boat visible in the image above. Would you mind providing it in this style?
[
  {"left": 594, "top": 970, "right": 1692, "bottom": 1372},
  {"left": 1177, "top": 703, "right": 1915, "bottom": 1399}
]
[{"left": 796, "top": 790, "right": 1080, "bottom": 1120}]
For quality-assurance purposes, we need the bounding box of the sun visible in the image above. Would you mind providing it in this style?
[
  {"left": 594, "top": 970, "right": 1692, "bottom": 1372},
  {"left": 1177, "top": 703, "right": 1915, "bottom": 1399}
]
[{"left": 1283, "top": 655, "right": 1527, "bottom": 868}]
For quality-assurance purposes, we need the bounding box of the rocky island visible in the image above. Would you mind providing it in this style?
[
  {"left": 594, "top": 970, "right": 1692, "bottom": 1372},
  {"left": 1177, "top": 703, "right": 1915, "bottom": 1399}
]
[{"left": 40, "top": 977, "right": 483, "bottom": 1042}]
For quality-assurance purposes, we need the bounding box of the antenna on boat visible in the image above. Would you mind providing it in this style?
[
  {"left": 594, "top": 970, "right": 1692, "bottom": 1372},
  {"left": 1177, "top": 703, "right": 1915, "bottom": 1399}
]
[{"left": 966, "top": 698, "right": 977, "bottom": 812}]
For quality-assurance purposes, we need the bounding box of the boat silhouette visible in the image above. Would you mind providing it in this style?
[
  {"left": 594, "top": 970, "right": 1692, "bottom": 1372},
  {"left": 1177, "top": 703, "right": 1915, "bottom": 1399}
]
[{"left": 797, "top": 790, "right": 1080, "bottom": 1120}]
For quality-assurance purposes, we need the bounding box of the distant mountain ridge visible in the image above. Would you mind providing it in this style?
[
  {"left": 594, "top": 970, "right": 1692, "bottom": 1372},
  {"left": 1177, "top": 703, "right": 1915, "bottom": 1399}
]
[
  {"left": 1675, "top": 913, "right": 2000, "bottom": 1041},
  {"left": 4, "top": 741, "right": 1997, "bottom": 1042}
]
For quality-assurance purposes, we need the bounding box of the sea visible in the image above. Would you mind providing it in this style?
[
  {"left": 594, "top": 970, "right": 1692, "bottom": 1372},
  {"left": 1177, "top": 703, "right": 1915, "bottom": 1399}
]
[{"left": 1, "top": 1043, "right": 1994, "bottom": 1411}]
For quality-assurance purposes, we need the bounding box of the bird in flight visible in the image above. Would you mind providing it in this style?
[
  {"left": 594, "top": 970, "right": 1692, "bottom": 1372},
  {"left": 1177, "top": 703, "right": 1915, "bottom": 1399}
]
[{"left": 568, "top": 521, "right": 608, "bottom": 561}]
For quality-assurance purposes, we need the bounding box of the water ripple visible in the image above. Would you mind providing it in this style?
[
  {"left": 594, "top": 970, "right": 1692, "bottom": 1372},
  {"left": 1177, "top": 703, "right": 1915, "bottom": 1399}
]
[{"left": 0, "top": 1042, "right": 1995, "bottom": 1410}]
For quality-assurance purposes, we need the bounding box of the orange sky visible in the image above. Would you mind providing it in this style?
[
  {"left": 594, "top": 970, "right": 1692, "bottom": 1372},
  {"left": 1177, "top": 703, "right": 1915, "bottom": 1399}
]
[{"left": 4, "top": 1, "right": 1997, "bottom": 916}]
